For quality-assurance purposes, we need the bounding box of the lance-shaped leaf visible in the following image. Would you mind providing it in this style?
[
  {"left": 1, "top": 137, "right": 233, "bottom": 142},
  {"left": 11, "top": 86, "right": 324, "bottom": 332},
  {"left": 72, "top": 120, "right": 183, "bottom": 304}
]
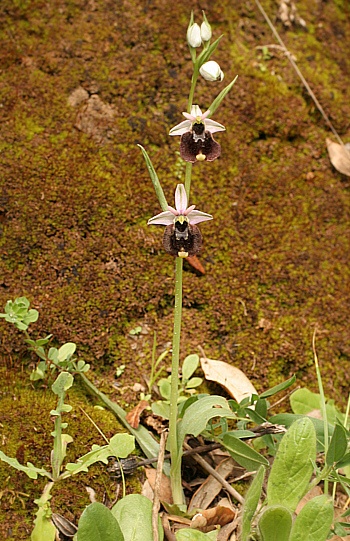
[
  {"left": 326, "top": 421, "right": 347, "bottom": 465},
  {"left": 267, "top": 418, "right": 316, "bottom": 512},
  {"left": 207, "top": 76, "right": 238, "bottom": 116},
  {"left": 223, "top": 433, "right": 269, "bottom": 471},
  {"left": 138, "top": 145, "right": 168, "bottom": 211},
  {"left": 241, "top": 466, "right": 265, "bottom": 541}
]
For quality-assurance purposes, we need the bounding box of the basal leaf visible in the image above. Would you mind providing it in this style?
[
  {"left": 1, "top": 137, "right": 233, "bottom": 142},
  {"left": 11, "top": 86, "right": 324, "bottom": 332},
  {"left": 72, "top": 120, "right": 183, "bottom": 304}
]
[
  {"left": 289, "top": 495, "right": 333, "bottom": 541},
  {"left": 77, "top": 502, "right": 124, "bottom": 541},
  {"left": 258, "top": 505, "right": 292, "bottom": 541},
  {"left": 267, "top": 418, "right": 316, "bottom": 512},
  {"left": 112, "top": 494, "right": 163, "bottom": 541},
  {"left": 0, "top": 451, "right": 52, "bottom": 480},
  {"left": 241, "top": 466, "right": 265, "bottom": 541}
]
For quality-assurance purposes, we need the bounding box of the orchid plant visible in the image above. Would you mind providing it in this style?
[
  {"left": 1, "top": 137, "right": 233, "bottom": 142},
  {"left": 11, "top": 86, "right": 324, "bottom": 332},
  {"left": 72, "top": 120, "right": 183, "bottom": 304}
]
[{"left": 140, "top": 12, "right": 238, "bottom": 506}]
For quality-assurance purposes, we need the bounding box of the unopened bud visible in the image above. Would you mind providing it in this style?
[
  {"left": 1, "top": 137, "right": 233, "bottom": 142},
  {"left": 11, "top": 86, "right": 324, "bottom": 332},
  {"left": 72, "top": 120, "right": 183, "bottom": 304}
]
[
  {"left": 200, "top": 20, "right": 212, "bottom": 42},
  {"left": 199, "top": 61, "right": 224, "bottom": 82},
  {"left": 187, "top": 23, "right": 202, "bottom": 48}
]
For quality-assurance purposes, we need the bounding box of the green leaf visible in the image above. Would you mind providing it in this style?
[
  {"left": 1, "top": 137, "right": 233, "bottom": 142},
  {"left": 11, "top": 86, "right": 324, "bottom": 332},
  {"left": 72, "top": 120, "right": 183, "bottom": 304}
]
[
  {"left": 138, "top": 145, "right": 168, "bottom": 212},
  {"left": 52, "top": 372, "right": 74, "bottom": 395},
  {"left": 182, "top": 354, "right": 199, "bottom": 382},
  {"left": 58, "top": 342, "right": 76, "bottom": 362},
  {"left": 267, "top": 418, "right": 316, "bottom": 512},
  {"left": 255, "top": 398, "right": 268, "bottom": 419},
  {"left": 79, "top": 372, "right": 170, "bottom": 476},
  {"left": 176, "top": 529, "right": 217, "bottom": 541},
  {"left": 196, "top": 35, "right": 224, "bottom": 68},
  {"left": 260, "top": 376, "right": 296, "bottom": 398},
  {"left": 35, "top": 335, "right": 53, "bottom": 346},
  {"left": 269, "top": 413, "right": 333, "bottom": 453},
  {"left": 23, "top": 309, "right": 39, "bottom": 325},
  {"left": 31, "top": 506, "right": 56, "bottom": 541},
  {"left": 152, "top": 401, "right": 170, "bottom": 420},
  {"left": 207, "top": 76, "right": 238, "bottom": 116},
  {"left": 159, "top": 378, "right": 171, "bottom": 400},
  {"left": 289, "top": 495, "right": 333, "bottom": 541},
  {"left": 326, "top": 422, "right": 347, "bottom": 465},
  {"left": 222, "top": 433, "right": 269, "bottom": 471},
  {"left": 335, "top": 451, "right": 350, "bottom": 469},
  {"left": 290, "top": 388, "right": 343, "bottom": 425},
  {"left": 77, "top": 502, "right": 124, "bottom": 541},
  {"left": 0, "top": 451, "right": 52, "bottom": 480},
  {"left": 185, "top": 377, "right": 202, "bottom": 389},
  {"left": 258, "top": 505, "right": 293, "bottom": 541},
  {"left": 241, "top": 466, "right": 265, "bottom": 541},
  {"left": 65, "top": 434, "right": 134, "bottom": 475},
  {"left": 112, "top": 494, "right": 163, "bottom": 541}
]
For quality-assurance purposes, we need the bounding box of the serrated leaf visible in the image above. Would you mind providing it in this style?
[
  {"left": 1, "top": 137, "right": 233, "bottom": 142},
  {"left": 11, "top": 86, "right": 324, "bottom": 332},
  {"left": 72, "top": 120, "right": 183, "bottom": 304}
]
[
  {"left": 77, "top": 502, "right": 124, "bottom": 541},
  {"left": 267, "top": 418, "right": 316, "bottom": 512},
  {"left": 112, "top": 494, "right": 163, "bottom": 541},
  {"left": 223, "top": 433, "right": 269, "bottom": 471},
  {"left": 258, "top": 505, "right": 292, "bottom": 541},
  {"left": 289, "top": 495, "right": 333, "bottom": 541},
  {"left": 241, "top": 466, "right": 265, "bottom": 541}
]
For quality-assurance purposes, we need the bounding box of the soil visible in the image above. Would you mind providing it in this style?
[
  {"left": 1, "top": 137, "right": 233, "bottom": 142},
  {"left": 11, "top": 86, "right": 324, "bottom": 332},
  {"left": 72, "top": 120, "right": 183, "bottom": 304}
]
[{"left": 0, "top": 0, "right": 350, "bottom": 538}]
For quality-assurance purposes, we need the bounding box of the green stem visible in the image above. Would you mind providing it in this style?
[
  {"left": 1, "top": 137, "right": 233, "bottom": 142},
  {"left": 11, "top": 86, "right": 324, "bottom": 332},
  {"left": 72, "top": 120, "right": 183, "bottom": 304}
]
[
  {"left": 313, "top": 329, "right": 329, "bottom": 495},
  {"left": 187, "top": 69, "right": 199, "bottom": 113},
  {"left": 185, "top": 163, "right": 192, "bottom": 198},
  {"left": 169, "top": 257, "right": 184, "bottom": 505}
]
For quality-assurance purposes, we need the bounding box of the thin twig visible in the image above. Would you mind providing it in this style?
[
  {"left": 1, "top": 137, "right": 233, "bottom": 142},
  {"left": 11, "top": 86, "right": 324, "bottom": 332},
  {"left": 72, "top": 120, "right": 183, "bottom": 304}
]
[
  {"left": 254, "top": 0, "right": 350, "bottom": 159},
  {"left": 152, "top": 430, "right": 168, "bottom": 541},
  {"left": 183, "top": 442, "right": 244, "bottom": 505}
]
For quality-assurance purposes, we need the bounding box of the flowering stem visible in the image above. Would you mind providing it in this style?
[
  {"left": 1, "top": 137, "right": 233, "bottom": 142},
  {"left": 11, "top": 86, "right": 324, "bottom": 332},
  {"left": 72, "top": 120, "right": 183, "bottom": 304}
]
[
  {"left": 169, "top": 256, "right": 184, "bottom": 505},
  {"left": 187, "top": 68, "right": 199, "bottom": 113},
  {"left": 185, "top": 163, "right": 192, "bottom": 199}
]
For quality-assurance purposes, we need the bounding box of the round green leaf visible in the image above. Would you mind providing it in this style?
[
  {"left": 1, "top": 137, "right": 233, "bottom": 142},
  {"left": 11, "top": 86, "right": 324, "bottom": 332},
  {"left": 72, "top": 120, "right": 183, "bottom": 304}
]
[{"left": 77, "top": 502, "right": 124, "bottom": 541}]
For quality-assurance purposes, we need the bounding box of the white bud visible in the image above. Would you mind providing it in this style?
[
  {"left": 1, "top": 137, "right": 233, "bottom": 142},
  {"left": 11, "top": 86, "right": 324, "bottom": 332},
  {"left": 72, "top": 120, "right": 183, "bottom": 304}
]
[
  {"left": 200, "top": 20, "right": 212, "bottom": 42},
  {"left": 187, "top": 23, "right": 202, "bottom": 48},
  {"left": 199, "top": 61, "right": 224, "bottom": 82}
]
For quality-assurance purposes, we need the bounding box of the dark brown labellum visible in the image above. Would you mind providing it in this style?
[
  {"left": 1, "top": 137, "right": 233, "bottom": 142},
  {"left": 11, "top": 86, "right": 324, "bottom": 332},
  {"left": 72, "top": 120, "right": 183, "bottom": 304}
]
[
  {"left": 179, "top": 131, "right": 221, "bottom": 163},
  {"left": 163, "top": 221, "right": 202, "bottom": 257}
]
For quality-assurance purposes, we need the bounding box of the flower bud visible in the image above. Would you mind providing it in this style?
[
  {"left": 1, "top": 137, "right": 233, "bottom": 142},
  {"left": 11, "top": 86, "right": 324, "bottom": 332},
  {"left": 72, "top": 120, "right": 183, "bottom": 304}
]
[
  {"left": 199, "top": 61, "right": 224, "bottom": 82},
  {"left": 200, "top": 20, "right": 212, "bottom": 42},
  {"left": 187, "top": 23, "right": 202, "bottom": 48}
]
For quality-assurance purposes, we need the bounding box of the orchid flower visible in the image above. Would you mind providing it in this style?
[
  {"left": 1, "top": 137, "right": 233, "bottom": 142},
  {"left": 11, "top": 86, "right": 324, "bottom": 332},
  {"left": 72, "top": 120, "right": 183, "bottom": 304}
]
[
  {"left": 169, "top": 105, "right": 225, "bottom": 163},
  {"left": 148, "top": 184, "right": 213, "bottom": 258}
]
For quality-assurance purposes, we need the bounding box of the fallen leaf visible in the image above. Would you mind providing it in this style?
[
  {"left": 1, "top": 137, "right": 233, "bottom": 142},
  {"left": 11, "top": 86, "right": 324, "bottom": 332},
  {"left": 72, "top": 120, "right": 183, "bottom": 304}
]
[
  {"left": 200, "top": 358, "right": 257, "bottom": 403},
  {"left": 326, "top": 138, "right": 350, "bottom": 176},
  {"left": 188, "top": 457, "right": 235, "bottom": 512},
  {"left": 125, "top": 400, "right": 149, "bottom": 429},
  {"left": 191, "top": 505, "right": 236, "bottom": 530},
  {"left": 186, "top": 256, "right": 205, "bottom": 274},
  {"left": 145, "top": 468, "right": 173, "bottom": 504},
  {"left": 141, "top": 479, "right": 155, "bottom": 501}
]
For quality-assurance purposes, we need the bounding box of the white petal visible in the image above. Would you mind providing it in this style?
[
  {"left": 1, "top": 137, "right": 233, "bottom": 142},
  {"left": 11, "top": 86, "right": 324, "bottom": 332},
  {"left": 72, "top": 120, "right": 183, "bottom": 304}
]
[
  {"left": 169, "top": 120, "right": 192, "bottom": 136},
  {"left": 191, "top": 105, "right": 203, "bottom": 118},
  {"left": 204, "top": 118, "right": 226, "bottom": 133},
  {"left": 175, "top": 184, "right": 188, "bottom": 214},
  {"left": 187, "top": 210, "right": 213, "bottom": 225},
  {"left": 147, "top": 211, "right": 175, "bottom": 226}
]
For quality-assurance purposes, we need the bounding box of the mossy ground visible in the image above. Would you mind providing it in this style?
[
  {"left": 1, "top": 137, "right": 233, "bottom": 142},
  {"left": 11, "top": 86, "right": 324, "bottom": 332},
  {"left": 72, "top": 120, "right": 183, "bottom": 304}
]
[{"left": 0, "top": 0, "right": 350, "bottom": 537}]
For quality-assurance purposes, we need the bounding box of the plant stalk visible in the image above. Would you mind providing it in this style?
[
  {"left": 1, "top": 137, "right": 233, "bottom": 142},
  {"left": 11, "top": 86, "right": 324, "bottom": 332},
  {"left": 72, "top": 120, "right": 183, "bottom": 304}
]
[{"left": 169, "top": 257, "right": 184, "bottom": 504}]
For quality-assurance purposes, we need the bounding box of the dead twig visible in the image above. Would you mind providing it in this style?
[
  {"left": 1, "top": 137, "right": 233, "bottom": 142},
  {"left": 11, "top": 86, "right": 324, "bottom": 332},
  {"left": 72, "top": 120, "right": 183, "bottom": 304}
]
[
  {"left": 183, "top": 442, "right": 244, "bottom": 505},
  {"left": 152, "top": 430, "right": 168, "bottom": 541}
]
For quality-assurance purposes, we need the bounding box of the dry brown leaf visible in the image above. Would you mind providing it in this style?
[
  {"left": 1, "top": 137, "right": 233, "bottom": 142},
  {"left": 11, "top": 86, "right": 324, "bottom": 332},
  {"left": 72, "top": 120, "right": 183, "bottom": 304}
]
[
  {"left": 191, "top": 505, "right": 236, "bottom": 529},
  {"left": 125, "top": 400, "right": 149, "bottom": 429},
  {"left": 186, "top": 256, "right": 205, "bottom": 274},
  {"left": 200, "top": 358, "right": 257, "bottom": 403},
  {"left": 326, "top": 138, "right": 350, "bottom": 176},
  {"left": 188, "top": 457, "right": 235, "bottom": 512},
  {"left": 145, "top": 468, "right": 173, "bottom": 504},
  {"left": 141, "top": 479, "right": 155, "bottom": 502}
]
